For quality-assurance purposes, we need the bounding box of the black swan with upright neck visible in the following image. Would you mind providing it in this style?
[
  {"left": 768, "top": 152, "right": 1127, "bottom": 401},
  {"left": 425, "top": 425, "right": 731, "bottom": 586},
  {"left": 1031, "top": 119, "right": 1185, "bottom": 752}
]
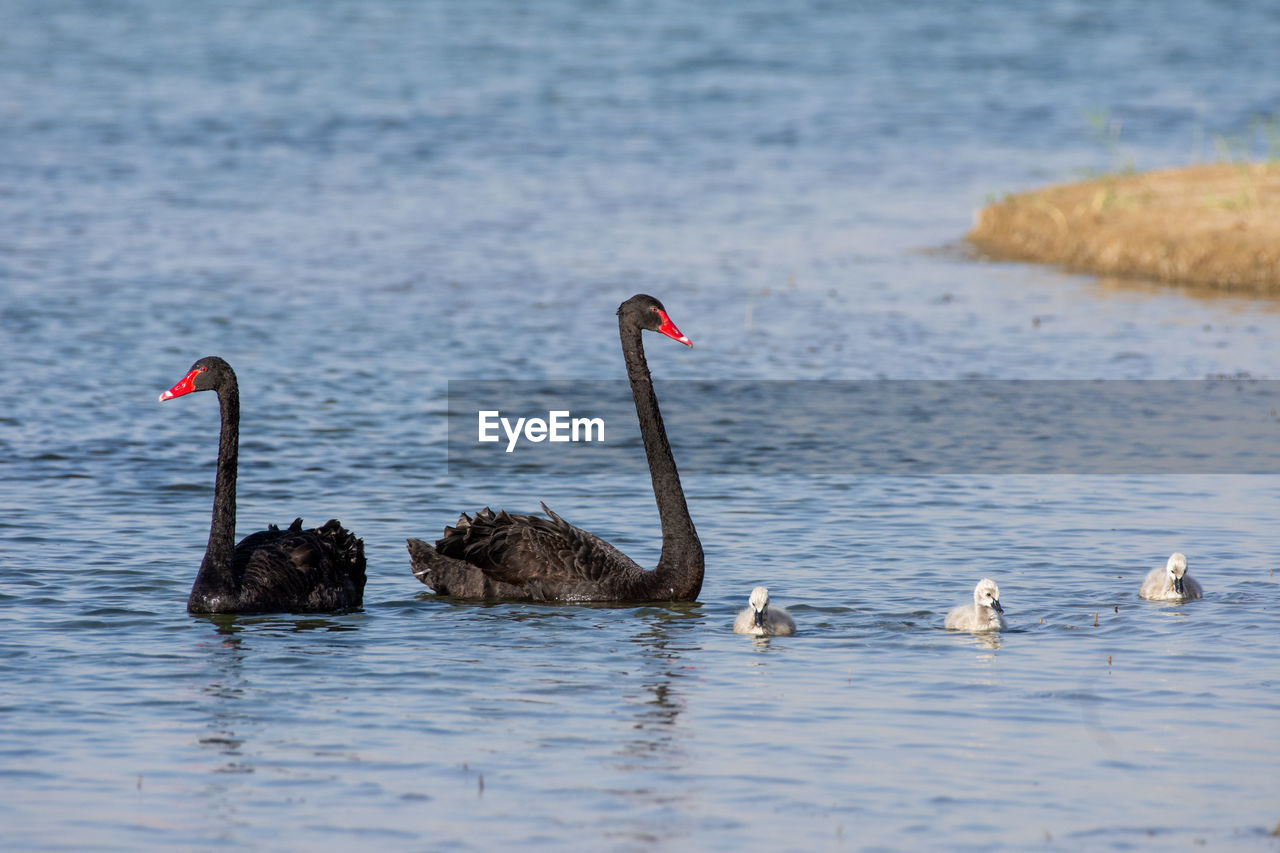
[
  {"left": 407, "top": 294, "right": 704, "bottom": 602},
  {"left": 160, "top": 356, "right": 366, "bottom": 613}
]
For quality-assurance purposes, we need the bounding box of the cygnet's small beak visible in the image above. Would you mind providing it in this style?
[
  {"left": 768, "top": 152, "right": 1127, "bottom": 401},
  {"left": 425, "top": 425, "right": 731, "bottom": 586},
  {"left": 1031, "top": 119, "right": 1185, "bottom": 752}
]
[
  {"left": 991, "top": 599, "right": 1004, "bottom": 614},
  {"left": 1173, "top": 575, "right": 1185, "bottom": 596},
  {"left": 753, "top": 608, "right": 765, "bottom": 628}
]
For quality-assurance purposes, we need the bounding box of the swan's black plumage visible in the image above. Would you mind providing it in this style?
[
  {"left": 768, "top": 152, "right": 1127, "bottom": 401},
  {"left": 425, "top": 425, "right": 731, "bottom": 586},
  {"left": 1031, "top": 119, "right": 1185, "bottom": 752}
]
[
  {"left": 407, "top": 294, "right": 703, "bottom": 602},
  {"left": 408, "top": 502, "right": 659, "bottom": 601},
  {"left": 161, "top": 356, "right": 366, "bottom": 613}
]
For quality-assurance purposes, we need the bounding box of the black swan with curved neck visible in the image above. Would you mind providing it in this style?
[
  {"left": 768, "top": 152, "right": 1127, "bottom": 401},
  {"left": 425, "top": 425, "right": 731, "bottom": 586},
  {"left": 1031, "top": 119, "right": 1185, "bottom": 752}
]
[
  {"left": 407, "top": 294, "right": 703, "bottom": 602},
  {"left": 160, "top": 356, "right": 366, "bottom": 613}
]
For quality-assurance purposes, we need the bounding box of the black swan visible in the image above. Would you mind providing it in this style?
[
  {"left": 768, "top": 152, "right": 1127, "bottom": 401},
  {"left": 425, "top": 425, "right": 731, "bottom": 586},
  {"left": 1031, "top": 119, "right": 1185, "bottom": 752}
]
[
  {"left": 160, "top": 356, "right": 366, "bottom": 613},
  {"left": 407, "top": 294, "right": 703, "bottom": 602}
]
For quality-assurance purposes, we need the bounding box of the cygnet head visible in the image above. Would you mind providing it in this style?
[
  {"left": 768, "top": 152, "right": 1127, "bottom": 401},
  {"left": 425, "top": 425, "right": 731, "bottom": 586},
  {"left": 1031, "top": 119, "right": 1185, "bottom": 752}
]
[
  {"left": 749, "top": 586, "right": 771, "bottom": 628},
  {"left": 1166, "top": 553, "right": 1188, "bottom": 596},
  {"left": 974, "top": 578, "right": 1003, "bottom": 613}
]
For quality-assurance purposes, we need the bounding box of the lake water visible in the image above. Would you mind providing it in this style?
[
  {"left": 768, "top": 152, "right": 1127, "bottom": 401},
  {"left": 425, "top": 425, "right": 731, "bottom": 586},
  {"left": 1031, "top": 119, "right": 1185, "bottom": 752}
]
[{"left": 3, "top": 0, "right": 1280, "bottom": 849}]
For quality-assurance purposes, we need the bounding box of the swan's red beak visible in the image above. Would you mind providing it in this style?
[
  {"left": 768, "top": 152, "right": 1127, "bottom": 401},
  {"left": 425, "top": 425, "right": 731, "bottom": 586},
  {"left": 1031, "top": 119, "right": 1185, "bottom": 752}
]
[
  {"left": 656, "top": 310, "right": 692, "bottom": 347},
  {"left": 159, "top": 368, "right": 201, "bottom": 402}
]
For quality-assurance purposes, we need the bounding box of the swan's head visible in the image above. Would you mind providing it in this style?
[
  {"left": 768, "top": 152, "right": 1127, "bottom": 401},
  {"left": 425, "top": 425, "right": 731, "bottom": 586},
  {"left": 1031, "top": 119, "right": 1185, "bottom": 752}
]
[
  {"left": 160, "top": 355, "right": 233, "bottom": 401},
  {"left": 749, "top": 586, "right": 770, "bottom": 627},
  {"left": 618, "top": 294, "right": 692, "bottom": 347},
  {"left": 1166, "top": 553, "right": 1188, "bottom": 595},
  {"left": 974, "top": 578, "right": 1003, "bottom": 614}
]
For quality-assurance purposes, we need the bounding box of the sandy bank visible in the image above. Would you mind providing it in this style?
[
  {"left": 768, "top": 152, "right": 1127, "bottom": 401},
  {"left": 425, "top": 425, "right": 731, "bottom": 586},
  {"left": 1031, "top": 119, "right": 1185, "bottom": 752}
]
[{"left": 967, "top": 163, "right": 1280, "bottom": 295}]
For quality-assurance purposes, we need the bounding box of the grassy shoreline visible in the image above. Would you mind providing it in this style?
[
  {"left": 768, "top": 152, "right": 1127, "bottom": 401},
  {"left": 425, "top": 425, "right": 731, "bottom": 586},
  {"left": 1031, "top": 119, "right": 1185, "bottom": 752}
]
[{"left": 966, "top": 163, "right": 1280, "bottom": 295}]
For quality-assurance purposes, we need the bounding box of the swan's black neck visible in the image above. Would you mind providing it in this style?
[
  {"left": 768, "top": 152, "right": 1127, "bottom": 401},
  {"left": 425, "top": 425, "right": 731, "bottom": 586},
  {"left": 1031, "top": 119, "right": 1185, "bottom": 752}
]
[
  {"left": 193, "top": 372, "right": 240, "bottom": 609},
  {"left": 619, "top": 319, "right": 703, "bottom": 600}
]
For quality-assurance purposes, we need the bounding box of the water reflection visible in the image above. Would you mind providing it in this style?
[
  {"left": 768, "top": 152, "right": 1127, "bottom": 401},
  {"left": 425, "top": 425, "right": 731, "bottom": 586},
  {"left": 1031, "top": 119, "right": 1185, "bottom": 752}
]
[
  {"left": 203, "top": 613, "right": 243, "bottom": 637},
  {"left": 972, "top": 632, "right": 1002, "bottom": 652},
  {"left": 190, "top": 615, "right": 256, "bottom": 804},
  {"left": 203, "top": 613, "right": 359, "bottom": 634},
  {"left": 1090, "top": 275, "right": 1280, "bottom": 310},
  {"left": 618, "top": 604, "right": 704, "bottom": 763},
  {"left": 188, "top": 610, "right": 360, "bottom": 781},
  {"left": 947, "top": 629, "right": 1003, "bottom": 652}
]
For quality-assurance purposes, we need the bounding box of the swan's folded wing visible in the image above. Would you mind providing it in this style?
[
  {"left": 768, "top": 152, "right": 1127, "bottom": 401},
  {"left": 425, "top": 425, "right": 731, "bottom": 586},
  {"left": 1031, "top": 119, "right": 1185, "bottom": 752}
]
[
  {"left": 233, "top": 519, "right": 366, "bottom": 610},
  {"left": 435, "top": 503, "right": 642, "bottom": 586},
  {"left": 535, "top": 503, "right": 643, "bottom": 583}
]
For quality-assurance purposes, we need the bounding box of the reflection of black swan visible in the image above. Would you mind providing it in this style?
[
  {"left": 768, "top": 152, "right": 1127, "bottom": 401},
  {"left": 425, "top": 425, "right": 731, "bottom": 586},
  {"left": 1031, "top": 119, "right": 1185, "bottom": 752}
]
[
  {"left": 408, "top": 294, "right": 703, "bottom": 602},
  {"left": 160, "top": 356, "right": 366, "bottom": 613}
]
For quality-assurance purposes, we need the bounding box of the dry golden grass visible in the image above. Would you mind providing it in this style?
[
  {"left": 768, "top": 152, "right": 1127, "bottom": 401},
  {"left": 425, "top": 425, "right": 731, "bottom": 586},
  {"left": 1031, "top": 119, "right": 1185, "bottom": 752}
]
[{"left": 967, "top": 163, "right": 1280, "bottom": 294}]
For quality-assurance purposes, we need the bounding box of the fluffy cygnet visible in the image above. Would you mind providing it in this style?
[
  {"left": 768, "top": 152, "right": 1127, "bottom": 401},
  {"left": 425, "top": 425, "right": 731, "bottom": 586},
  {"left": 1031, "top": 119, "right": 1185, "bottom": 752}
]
[
  {"left": 733, "top": 586, "right": 796, "bottom": 636},
  {"left": 945, "top": 578, "right": 1007, "bottom": 632},
  {"left": 1139, "top": 552, "right": 1203, "bottom": 601}
]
